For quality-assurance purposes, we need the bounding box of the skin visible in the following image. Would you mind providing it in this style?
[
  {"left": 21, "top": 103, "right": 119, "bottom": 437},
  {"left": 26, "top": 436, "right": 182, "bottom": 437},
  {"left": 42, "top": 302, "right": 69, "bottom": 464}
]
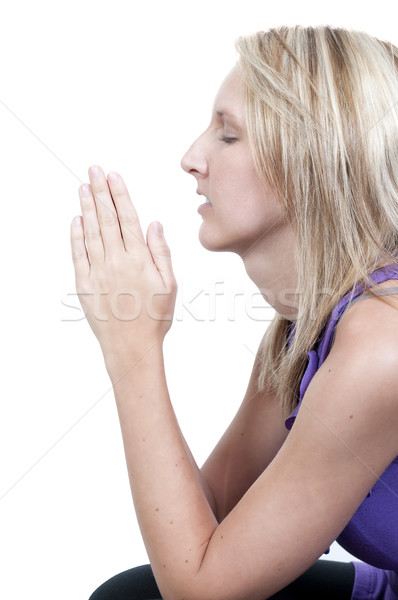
[
  {"left": 181, "top": 67, "right": 298, "bottom": 320},
  {"left": 70, "top": 66, "right": 398, "bottom": 600}
]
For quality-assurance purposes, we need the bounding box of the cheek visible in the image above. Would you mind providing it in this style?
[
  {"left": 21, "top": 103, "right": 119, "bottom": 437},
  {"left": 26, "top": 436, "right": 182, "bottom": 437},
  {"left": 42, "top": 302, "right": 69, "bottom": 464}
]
[
  {"left": 227, "top": 169, "right": 281, "bottom": 225},
  {"left": 209, "top": 152, "right": 284, "bottom": 240},
  {"left": 238, "top": 197, "right": 286, "bottom": 253}
]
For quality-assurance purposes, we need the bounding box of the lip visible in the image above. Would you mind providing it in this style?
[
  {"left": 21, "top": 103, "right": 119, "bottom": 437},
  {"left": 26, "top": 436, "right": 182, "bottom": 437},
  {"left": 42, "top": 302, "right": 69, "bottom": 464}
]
[
  {"left": 197, "top": 201, "right": 213, "bottom": 214},
  {"left": 196, "top": 189, "right": 212, "bottom": 214}
]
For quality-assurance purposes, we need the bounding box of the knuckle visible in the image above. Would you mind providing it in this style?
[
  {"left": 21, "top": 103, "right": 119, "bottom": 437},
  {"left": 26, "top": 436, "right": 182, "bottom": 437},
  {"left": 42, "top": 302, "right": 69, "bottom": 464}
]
[
  {"left": 99, "top": 209, "right": 118, "bottom": 227},
  {"left": 72, "top": 249, "right": 86, "bottom": 262},
  {"left": 86, "top": 228, "right": 102, "bottom": 242},
  {"left": 119, "top": 210, "right": 138, "bottom": 227},
  {"left": 154, "top": 245, "right": 171, "bottom": 259},
  {"left": 111, "top": 186, "right": 128, "bottom": 199},
  {"left": 90, "top": 180, "right": 108, "bottom": 195},
  {"left": 160, "top": 242, "right": 171, "bottom": 254}
]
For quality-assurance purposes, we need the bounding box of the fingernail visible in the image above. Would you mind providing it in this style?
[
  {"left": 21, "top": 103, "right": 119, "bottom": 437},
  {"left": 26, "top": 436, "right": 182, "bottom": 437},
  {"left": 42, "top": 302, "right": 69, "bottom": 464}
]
[
  {"left": 79, "top": 184, "right": 90, "bottom": 197},
  {"left": 74, "top": 216, "right": 81, "bottom": 227},
  {"left": 108, "top": 172, "right": 119, "bottom": 183},
  {"left": 89, "top": 166, "right": 100, "bottom": 178},
  {"left": 154, "top": 222, "right": 163, "bottom": 235}
]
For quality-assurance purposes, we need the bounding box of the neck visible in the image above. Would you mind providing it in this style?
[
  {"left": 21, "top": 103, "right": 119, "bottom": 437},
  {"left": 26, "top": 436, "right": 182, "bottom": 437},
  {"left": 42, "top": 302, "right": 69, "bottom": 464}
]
[{"left": 239, "top": 221, "right": 298, "bottom": 321}]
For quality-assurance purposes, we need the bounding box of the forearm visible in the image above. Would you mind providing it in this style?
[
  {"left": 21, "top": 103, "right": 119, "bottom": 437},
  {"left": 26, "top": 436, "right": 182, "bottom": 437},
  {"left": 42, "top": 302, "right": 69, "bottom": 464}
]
[
  {"left": 107, "top": 344, "right": 218, "bottom": 599},
  {"left": 180, "top": 430, "right": 219, "bottom": 517}
]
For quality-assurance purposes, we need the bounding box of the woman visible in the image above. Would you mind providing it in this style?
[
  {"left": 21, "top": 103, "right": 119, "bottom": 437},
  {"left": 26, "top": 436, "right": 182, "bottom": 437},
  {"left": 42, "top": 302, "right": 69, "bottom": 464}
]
[{"left": 70, "top": 25, "right": 398, "bottom": 600}]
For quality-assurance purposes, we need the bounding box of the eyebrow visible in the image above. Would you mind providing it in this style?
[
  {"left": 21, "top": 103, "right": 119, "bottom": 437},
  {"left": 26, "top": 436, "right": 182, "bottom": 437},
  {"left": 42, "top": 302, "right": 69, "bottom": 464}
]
[
  {"left": 215, "top": 109, "right": 242, "bottom": 127},
  {"left": 216, "top": 110, "right": 237, "bottom": 119}
]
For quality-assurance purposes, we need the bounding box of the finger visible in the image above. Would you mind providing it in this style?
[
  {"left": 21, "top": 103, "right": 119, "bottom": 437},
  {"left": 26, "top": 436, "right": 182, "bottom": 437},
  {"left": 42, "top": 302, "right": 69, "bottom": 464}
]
[
  {"left": 88, "top": 165, "right": 125, "bottom": 258},
  {"left": 70, "top": 215, "right": 90, "bottom": 279},
  {"left": 79, "top": 183, "right": 104, "bottom": 263},
  {"left": 106, "top": 171, "right": 147, "bottom": 254},
  {"left": 146, "top": 222, "right": 177, "bottom": 290}
]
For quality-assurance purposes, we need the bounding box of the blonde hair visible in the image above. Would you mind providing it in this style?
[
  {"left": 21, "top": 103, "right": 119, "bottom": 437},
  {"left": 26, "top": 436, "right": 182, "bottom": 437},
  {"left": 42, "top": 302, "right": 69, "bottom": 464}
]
[{"left": 235, "top": 25, "right": 398, "bottom": 414}]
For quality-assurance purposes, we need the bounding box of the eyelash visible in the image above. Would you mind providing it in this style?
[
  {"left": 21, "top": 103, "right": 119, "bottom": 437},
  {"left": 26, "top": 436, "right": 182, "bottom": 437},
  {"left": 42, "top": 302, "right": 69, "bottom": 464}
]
[{"left": 219, "top": 136, "right": 237, "bottom": 144}]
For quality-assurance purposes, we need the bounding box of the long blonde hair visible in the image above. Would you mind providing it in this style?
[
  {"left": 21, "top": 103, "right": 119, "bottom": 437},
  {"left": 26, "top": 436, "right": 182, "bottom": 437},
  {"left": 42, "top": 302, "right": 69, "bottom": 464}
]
[{"left": 235, "top": 25, "right": 398, "bottom": 414}]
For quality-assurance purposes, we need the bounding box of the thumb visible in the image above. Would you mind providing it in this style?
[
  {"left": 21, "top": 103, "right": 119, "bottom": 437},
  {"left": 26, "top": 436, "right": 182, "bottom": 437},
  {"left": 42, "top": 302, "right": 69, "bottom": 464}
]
[{"left": 147, "top": 222, "right": 176, "bottom": 289}]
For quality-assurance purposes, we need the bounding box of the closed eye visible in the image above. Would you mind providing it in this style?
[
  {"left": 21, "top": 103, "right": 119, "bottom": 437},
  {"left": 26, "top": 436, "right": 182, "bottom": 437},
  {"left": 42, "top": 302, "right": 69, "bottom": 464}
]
[{"left": 219, "top": 136, "right": 237, "bottom": 144}]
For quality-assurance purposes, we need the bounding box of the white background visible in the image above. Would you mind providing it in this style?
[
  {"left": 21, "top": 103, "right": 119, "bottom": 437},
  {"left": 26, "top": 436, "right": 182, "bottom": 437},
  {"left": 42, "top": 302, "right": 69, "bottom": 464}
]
[{"left": 0, "top": 1, "right": 396, "bottom": 598}]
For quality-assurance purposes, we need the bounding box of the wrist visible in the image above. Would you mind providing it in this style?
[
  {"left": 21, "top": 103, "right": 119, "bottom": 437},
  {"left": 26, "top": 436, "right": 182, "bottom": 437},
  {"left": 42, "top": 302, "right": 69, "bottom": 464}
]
[{"left": 104, "top": 340, "right": 164, "bottom": 384}]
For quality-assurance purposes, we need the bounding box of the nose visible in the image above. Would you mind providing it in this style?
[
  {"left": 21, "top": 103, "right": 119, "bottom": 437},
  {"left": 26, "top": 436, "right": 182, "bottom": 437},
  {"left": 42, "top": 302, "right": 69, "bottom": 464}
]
[{"left": 180, "top": 132, "right": 208, "bottom": 178}]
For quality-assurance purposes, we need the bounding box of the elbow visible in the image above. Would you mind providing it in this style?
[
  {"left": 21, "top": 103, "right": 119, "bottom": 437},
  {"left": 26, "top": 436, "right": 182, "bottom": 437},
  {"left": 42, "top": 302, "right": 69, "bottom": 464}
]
[
  {"left": 156, "top": 563, "right": 230, "bottom": 600},
  {"left": 155, "top": 562, "right": 217, "bottom": 600},
  {"left": 157, "top": 562, "right": 278, "bottom": 600}
]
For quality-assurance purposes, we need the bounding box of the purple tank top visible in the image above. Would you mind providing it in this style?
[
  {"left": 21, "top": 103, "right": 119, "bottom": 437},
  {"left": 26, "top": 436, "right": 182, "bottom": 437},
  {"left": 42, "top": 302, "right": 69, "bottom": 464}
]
[{"left": 285, "top": 265, "right": 398, "bottom": 581}]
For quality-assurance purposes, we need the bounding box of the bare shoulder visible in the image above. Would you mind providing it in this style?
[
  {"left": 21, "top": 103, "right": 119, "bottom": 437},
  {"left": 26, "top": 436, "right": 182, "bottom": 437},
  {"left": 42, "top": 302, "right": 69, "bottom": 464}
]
[
  {"left": 300, "top": 278, "right": 398, "bottom": 461},
  {"left": 333, "top": 278, "right": 398, "bottom": 371}
]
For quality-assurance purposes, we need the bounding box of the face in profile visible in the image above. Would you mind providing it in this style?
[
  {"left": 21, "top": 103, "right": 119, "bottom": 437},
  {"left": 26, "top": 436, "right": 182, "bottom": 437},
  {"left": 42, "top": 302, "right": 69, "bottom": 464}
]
[{"left": 181, "top": 66, "right": 290, "bottom": 258}]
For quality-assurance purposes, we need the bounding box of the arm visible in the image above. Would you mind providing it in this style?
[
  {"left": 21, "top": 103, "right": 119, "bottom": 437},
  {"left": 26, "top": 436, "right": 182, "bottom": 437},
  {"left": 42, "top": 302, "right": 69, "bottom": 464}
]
[
  {"left": 200, "top": 339, "right": 289, "bottom": 521},
  {"left": 71, "top": 169, "right": 398, "bottom": 600},
  {"left": 126, "top": 334, "right": 288, "bottom": 523},
  {"left": 111, "top": 336, "right": 289, "bottom": 581},
  {"left": 101, "top": 290, "right": 398, "bottom": 600}
]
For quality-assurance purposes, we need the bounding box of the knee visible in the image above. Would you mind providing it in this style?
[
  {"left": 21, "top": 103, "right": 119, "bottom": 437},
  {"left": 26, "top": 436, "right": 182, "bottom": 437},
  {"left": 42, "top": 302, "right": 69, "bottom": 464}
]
[
  {"left": 88, "top": 564, "right": 161, "bottom": 600},
  {"left": 88, "top": 580, "right": 110, "bottom": 600}
]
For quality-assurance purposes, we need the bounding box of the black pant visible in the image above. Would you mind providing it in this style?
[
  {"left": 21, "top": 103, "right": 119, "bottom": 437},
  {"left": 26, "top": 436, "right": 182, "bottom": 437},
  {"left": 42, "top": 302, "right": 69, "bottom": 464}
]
[{"left": 89, "top": 559, "right": 355, "bottom": 599}]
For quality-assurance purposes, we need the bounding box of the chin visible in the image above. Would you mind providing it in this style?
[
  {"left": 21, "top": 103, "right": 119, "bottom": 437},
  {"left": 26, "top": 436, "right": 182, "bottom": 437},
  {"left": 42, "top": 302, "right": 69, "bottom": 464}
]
[
  {"left": 198, "top": 227, "right": 235, "bottom": 253},
  {"left": 198, "top": 225, "right": 252, "bottom": 256}
]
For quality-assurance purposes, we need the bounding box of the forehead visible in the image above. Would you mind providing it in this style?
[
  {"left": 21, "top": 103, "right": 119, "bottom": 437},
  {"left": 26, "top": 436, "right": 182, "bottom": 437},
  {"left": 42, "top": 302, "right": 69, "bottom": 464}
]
[{"left": 212, "top": 66, "right": 244, "bottom": 122}]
